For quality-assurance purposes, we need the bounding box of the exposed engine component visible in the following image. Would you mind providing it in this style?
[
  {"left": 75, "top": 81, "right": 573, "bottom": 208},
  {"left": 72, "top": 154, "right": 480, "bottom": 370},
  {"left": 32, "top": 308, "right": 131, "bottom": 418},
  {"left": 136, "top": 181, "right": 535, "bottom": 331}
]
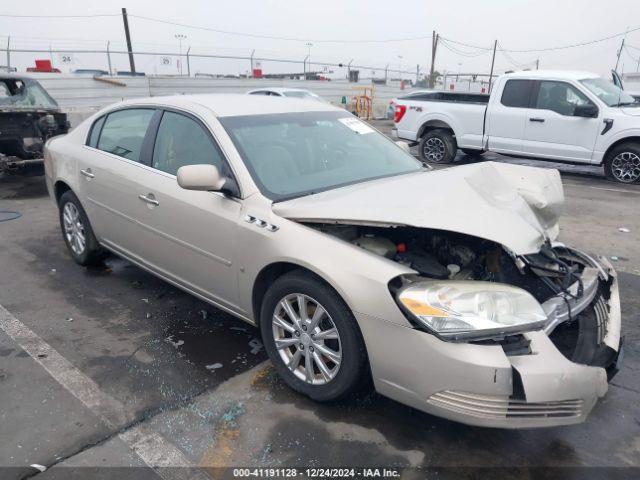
[
  {"left": 305, "top": 221, "right": 615, "bottom": 373},
  {"left": 351, "top": 235, "right": 396, "bottom": 258}
]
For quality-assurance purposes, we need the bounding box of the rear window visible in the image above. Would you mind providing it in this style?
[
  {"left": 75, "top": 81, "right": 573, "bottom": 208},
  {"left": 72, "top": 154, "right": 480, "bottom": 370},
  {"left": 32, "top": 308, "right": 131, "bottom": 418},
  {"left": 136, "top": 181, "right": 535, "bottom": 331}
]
[
  {"left": 97, "top": 109, "right": 155, "bottom": 163},
  {"left": 501, "top": 80, "right": 534, "bottom": 108}
]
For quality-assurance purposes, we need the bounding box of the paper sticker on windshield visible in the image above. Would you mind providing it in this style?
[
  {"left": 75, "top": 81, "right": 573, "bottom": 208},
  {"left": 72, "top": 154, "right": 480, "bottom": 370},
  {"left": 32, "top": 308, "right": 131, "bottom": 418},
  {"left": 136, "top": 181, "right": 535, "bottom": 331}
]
[{"left": 338, "top": 117, "right": 374, "bottom": 135}]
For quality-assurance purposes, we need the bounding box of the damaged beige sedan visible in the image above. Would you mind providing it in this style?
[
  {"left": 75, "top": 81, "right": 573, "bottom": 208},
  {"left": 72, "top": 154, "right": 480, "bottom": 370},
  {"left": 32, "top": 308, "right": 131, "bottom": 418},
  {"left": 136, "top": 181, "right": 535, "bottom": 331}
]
[{"left": 45, "top": 94, "right": 622, "bottom": 428}]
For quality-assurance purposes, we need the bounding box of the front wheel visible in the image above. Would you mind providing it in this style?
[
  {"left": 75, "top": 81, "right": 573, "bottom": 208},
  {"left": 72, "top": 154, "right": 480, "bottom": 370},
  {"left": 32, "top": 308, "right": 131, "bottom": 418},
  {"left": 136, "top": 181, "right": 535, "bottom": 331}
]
[
  {"left": 419, "top": 129, "right": 457, "bottom": 164},
  {"left": 604, "top": 143, "right": 640, "bottom": 183},
  {"left": 260, "top": 271, "right": 369, "bottom": 401}
]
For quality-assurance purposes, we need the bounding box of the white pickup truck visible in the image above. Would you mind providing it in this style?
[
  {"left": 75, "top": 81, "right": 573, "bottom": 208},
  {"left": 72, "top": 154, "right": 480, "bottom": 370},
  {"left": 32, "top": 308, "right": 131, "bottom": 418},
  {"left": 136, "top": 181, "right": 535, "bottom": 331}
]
[{"left": 393, "top": 70, "right": 640, "bottom": 183}]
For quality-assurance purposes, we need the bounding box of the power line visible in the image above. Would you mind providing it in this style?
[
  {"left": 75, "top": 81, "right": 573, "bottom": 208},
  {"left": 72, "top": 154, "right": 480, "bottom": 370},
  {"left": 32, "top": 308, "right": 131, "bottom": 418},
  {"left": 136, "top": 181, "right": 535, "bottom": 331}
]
[
  {"left": 129, "top": 14, "right": 434, "bottom": 44},
  {"left": 439, "top": 38, "right": 491, "bottom": 58},
  {"left": 0, "top": 13, "right": 120, "bottom": 18}
]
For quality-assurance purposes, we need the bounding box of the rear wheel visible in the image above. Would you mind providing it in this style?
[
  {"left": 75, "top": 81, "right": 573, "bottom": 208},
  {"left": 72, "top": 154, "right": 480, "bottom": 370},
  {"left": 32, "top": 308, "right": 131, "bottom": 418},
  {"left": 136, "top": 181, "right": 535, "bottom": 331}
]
[
  {"left": 419, "top": 129, "right": 457, "bottom": 164},
  {"left": 604, "top": 142, "right": 640, "bottom": 183},
  {"left": 260, "top": 271, "right": 369, "bottom": 401},
  {"left": 58, "top": 190, "right": 107, "bottom": 266}
]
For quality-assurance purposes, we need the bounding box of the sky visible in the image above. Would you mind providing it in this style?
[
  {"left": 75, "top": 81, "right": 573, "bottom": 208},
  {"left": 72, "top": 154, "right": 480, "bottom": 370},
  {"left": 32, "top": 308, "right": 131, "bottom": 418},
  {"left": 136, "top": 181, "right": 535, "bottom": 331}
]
[{"left": 1, "top": 0, "right": 640, "bottom": 78}]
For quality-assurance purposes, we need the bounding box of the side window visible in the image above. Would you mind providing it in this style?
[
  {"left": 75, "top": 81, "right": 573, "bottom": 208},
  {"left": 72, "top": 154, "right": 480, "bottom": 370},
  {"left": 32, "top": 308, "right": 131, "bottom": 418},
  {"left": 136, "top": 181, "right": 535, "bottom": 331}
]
[
  {"left": 501, "top": 80, "right": 533, "bottom": 108},
  {"left": 535, "top": 81, "right": 592, "bottom": 116},
  {"left": 152, "top": 111, "right": 225, "bottom": 176},
  {"left": 97, "top": 109, "right": 155, "bottom": 162},
  {"left": 250, "top": 91, "right": 268, "bottom": 95},
  {"left": 87, "top": 116, "right": 105, "bottom": 147}
]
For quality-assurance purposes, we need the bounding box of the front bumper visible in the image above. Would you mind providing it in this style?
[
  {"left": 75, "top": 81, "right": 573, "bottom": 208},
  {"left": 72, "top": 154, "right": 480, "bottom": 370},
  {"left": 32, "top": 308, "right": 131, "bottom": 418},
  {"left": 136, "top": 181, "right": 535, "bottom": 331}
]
[{"left": 359, "top": 256, "right": 622, "bottom": 428}]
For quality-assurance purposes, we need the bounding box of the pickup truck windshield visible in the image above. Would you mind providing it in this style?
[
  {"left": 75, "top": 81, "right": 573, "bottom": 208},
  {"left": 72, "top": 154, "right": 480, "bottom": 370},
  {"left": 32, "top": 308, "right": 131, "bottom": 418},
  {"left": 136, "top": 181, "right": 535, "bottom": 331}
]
[
  {"left": 580, "top": 78, "right": 636, "bottom": 107},
  {"left": 220, "top": 111, "right": 423, "bottom": 201},
  {"left": 0, "top": 78, "right": 59, "bottom": 110}
]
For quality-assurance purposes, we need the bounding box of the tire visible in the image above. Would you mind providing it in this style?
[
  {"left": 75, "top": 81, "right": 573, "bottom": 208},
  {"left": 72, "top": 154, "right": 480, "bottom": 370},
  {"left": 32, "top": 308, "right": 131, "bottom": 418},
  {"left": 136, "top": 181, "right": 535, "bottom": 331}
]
[
  {"left": 260, "top": 270, "right": 369, "bottom": 402},
  {"left": 604, "top": 142, "right": 640, "bottom": 183},
  {"left": 460, "top": 148, "right": 485, "bottom": 156},
  {"left": 58, "top": 190, "right": 107, "bottom": 266},
  {"left": 419, "top": 129, "right": 457, "bottom": 164}
]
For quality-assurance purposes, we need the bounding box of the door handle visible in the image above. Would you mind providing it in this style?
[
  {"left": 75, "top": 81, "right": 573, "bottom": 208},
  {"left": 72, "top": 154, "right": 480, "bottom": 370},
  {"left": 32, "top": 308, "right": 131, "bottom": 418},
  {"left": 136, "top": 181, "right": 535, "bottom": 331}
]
[
  {"left": 529, "top": 117, "right": 545, "bottom": 123},
  {"left": 80, "top": 168, "right": 95, "bottom": 178},
  {"left": 138, "top": 194, "right": 159, "bottom": 206}
]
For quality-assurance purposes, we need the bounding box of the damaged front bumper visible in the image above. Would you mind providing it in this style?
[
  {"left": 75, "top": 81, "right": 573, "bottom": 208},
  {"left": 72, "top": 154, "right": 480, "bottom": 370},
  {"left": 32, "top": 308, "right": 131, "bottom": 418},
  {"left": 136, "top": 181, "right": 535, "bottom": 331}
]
[{"left": 361, "top": 256, "right": 622, "bottom": 428}]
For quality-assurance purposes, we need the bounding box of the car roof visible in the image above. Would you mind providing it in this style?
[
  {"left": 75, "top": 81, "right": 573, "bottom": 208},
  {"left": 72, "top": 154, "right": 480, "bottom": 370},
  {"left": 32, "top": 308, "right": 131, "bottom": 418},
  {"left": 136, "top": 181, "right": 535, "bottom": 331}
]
[
  {"left": 115, "top": 93, "right": 339, "bottom": 117},
  {"left": 502, "top": 70, "right": 601, "bottom": 81}
]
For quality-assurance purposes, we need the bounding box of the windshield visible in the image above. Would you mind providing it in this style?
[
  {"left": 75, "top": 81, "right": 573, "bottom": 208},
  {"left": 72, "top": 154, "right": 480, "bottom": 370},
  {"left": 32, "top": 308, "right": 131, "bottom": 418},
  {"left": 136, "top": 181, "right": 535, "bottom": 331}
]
[
  {"left": 0, "top": 78, "right": 58, "bottom": 109},
  {"left": 580, "top": 77, "right": 636, "bottom": 107},
  {"left": 220, "top": 111, "right": 423, "bottom": 201}
]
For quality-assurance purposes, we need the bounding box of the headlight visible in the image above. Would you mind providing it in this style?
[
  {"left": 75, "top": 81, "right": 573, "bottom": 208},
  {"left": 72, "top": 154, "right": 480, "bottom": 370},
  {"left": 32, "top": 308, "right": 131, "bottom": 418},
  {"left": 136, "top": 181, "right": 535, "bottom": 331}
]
[{"left": 397, "top": 281, "right": 547, "bottom": 340}]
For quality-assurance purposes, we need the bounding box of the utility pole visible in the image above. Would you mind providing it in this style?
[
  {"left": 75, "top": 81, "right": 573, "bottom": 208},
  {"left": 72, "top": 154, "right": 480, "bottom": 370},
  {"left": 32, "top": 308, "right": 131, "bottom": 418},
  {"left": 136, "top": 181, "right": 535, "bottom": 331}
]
[
  {"left": 250, "top": 49, "right": 255, "bottom": 76},
  {"left": 488, "top": 40, "right": 498, "bottom": 93},
  {"left": 615, "top": 35, "right": 626, "bottom": 72},
  {"left": 186, "top": 46, "right": 191, "bottom": 77},
  {"left": 106, "top": 41, "right": 112, "bottom": 75},
  {"left": 535, "top": 58, "right": 539, "bottom": 70},
  {"left": 429, "top": 31, "right": 439, "bottom": 88},
  {"left": 175, "top": 34, "right": 187, "bottom": 75},
  {"left": 6, "top": 36, "right": 10, "bottom": 71},
  {"left": 416, "top": 64, "right": 420, "bottom": 85},
  {"left": 121, "top": 8, "right": 136, "bottom": 74}
]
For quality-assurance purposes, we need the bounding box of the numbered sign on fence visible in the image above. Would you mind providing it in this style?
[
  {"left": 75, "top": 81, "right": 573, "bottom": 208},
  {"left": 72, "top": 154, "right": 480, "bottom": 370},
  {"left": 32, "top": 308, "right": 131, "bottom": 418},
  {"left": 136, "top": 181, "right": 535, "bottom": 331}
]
[{"left": 58, "top": 53, "right": 75, "bottom": 65}]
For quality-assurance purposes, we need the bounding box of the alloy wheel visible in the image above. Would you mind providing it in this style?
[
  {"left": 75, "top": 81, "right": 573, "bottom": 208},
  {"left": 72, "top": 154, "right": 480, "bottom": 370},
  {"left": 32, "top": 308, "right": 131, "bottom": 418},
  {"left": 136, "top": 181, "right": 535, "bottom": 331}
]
[
  {"left": 62, "top": 202, "right": 86, "bottom": 255},
  {"left": 272, "top": 293, "right": 342, "bottom": 385},
  {"left": 423, "top": 137, "right": 446, "bottom": 162},
  {"left": 611, "top": 151, "right": 640, "bottom": 183}
]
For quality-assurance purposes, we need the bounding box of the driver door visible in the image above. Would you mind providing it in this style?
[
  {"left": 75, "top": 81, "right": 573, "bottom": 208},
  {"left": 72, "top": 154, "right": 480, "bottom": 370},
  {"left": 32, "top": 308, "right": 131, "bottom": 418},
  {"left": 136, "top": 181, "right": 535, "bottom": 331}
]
[{"left": 522, "top": 81, "right": 600, "bottom": 163}]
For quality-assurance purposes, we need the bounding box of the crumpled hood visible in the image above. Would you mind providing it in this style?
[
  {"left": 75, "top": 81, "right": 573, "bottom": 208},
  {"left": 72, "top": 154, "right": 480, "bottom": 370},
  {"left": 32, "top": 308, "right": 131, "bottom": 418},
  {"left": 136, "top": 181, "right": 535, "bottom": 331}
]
[{"left": 273, "top": 162, "right": 564, "bottom": 255}]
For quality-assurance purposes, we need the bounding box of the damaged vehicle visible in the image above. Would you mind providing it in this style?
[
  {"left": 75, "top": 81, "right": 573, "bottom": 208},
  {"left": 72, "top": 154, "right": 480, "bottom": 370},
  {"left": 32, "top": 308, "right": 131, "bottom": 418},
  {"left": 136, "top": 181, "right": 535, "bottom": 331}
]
[
  {"left": 44, "top": 95, "right": 622, "bottom": 428},
  {"left": 0, "top": 74, "right": 69, "bottom": 175}
]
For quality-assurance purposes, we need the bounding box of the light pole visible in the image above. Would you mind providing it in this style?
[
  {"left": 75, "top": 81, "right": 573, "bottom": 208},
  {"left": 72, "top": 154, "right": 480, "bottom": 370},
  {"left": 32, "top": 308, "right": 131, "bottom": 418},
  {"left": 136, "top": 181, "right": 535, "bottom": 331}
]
[
  {"left": 397, "top": 55, "right": 403, "bottom": 79},
  {"left": 175, "top": 34, "right": 187, "bottom": 75},
  {"left": 305, "top": 42, "right": 313, "bottom": 77}
]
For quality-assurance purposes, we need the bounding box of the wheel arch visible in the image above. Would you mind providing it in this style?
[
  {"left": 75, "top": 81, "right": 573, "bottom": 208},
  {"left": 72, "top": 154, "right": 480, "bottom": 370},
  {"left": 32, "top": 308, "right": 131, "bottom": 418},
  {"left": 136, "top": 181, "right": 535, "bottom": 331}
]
[
  {"left": 417, "top": 118, "right": 457, "bottom": 139},
  {"left": 54, "top": 180, "right": 73, "bottom": 205},
  {"left": 251, "top": 261, "right": 351, "bottom": 327},
  {"left": 602, "top": 136, "right": 640, "bottom": 164}
]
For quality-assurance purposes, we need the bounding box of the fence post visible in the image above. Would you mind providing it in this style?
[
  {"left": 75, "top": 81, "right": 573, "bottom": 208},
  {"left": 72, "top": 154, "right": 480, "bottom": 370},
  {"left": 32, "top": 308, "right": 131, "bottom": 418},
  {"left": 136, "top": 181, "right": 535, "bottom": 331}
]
[
  {"left": 106, "top": 41, "right": 112, "bottom": 75},
  {"left": 6, "top": 36, "right": 9, "bottom": 70},
  {"left": 186, "top": 46, "right": 191, "bottom": 77},
  {"left": 385, "top": 64, "right": 389, "bottom": 84},
  {"left": 416, "top": 64, "right": 419, "bottom": 85},
  {"left": 304, "top": 55, "right": 309, "bottom": 80},
  {"left": 250, "top": 49, "right": 255, "bottom": 77}
]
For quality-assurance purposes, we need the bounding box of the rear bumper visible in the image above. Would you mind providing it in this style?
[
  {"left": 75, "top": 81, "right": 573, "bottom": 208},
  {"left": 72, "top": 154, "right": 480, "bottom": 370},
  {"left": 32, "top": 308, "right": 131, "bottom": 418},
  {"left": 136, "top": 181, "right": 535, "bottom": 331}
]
[{"left": 359, "top": 255, "right": 622, "bottom": 429}]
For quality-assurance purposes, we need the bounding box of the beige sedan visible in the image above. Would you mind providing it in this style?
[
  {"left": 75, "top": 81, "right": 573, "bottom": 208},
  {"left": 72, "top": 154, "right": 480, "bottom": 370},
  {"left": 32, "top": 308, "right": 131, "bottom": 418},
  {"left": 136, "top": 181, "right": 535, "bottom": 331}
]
[{"left": 45, "top": 94, "right": 622, "bottom": 428}]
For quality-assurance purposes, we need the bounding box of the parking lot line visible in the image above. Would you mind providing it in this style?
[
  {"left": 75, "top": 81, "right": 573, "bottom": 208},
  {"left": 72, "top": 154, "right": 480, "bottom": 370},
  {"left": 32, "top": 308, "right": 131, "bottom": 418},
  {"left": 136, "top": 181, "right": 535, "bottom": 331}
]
[
  {"left": 0, "top": 303, "right": 209, "bottom": 480},
  {"left": 562, "top": 182, "right": 640, "bottom": 194}
]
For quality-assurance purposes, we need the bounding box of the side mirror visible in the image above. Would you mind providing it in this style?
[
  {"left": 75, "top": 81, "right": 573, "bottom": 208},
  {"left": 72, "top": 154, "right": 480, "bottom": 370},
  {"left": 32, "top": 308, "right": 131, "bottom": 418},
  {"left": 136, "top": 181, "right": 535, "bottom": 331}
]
[
  {"left": 574, "top": 104, "right": 598, "bottom": 118},
  {"left": 177, "top": 164, "right": 227, "bottom": 192},
  {"left": 395, "top": 140, "right": 411, "bottom": 153}
]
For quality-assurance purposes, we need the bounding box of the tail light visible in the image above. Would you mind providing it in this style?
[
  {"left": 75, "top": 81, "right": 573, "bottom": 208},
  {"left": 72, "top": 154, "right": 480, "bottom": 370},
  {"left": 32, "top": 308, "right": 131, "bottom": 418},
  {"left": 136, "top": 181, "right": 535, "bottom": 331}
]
[{"left": 394, "top": 104, "right": 407, "bottom": 123}]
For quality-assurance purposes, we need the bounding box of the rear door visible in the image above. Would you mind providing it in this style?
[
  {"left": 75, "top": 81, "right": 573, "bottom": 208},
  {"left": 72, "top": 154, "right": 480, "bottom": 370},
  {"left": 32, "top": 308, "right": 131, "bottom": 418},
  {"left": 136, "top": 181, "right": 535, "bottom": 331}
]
[
  {"left": 78, "top": 108, "right": 158, "bottom": 255},
  {"left": 522, "top": 80, "right": 600, "bottom": 162},
  {"left": 485, "top": 79, "right": 533, "bottom": 154},
  {"left": 124, "top": 109, "right": 243, "bottom": 310}
]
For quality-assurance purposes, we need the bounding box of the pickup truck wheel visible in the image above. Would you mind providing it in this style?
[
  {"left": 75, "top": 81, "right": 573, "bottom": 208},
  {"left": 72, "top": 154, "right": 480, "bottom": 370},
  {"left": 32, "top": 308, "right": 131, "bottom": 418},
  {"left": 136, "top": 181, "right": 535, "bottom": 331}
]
[
  {"left": 604, "top": 143, "right": 640, "bottom": 183},
  {"left": 260, "top": 270, "right": 369, "bottom": 402},
  {"left": 58, "top": 190, "right": 107, "bottom": 266},
  {"left": 419, "top": 129, "right": 457, "bottom": 164}
]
